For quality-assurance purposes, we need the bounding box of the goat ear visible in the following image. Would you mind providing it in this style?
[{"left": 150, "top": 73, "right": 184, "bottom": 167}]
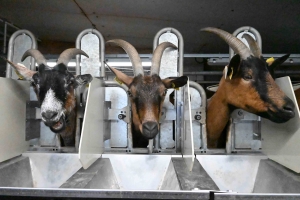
[
  {"left": 226, "top": 54, "right": 240, "bottom": 80},
  {"left": 75, "top": 74, "right": 93, "bottom": 87},
  {"left": 107, "top": 65, "right": 133, "bottom": 86},
  {"left": 163, "top": 76, "right": 188, "bottom": 89},
  {"left": 0, "top": 56, "right": 36, "bottom": 80},
  {"left": 267, "top": 54, "right": 290, "bottom": 79}
]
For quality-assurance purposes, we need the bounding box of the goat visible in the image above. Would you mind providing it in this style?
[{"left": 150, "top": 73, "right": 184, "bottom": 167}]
[
  {"left": 3, "top": 49, "right": 93, "bottom": 146},
  {"left": 201, "top": 27, "right": 295, "bottom": 148},
  {"left": 106, "top": 39, "right": 187, "bottom": 147}
]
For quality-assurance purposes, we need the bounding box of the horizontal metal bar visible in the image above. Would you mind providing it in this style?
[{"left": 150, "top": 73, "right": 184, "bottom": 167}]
[{"left": 105, "top": 53, "right": 300, "bottom": 58}]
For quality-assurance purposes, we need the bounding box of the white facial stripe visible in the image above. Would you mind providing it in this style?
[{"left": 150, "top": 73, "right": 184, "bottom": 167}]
[{"left": 41, "top": 88, "right": 64, "bottom": 121}]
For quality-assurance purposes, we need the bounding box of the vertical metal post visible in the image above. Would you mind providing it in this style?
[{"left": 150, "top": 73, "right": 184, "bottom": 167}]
[
  {"left": 229, "top": 26, "right": 262, "bottom": 59},
  {"left": 75, "top": 29, "right": 105, "bottom": 151},
  {"left": 188, "top": 81, "right": 207, "bottom": 152},
  {"left": 6, "top": 30, "right": 37, "bottom": 78},
  {"left": 3, "top": 22, "right": 7, "bottom": 54},
  {"left": 75, "top": 29, "right": 105, "bottom": 77},
  {"left": 153, "top": 27, "right": 184, "bottom": 153}
]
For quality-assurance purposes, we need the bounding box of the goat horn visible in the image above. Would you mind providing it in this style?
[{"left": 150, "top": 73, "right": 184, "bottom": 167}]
[
  {"left": 201, "top": 27, "right": 252, "bottom": 60},
  {"left": 1, "top": 56, "right": 36, "bottom": 79},
  {"left": 57, "top": 48, "right": 89, "bottom": 66},
  {"left": 151, "top": 42, "right": 177, "bottom": 75},
  {"left": 242, "top": 34, "right": 262, "bottom": 58},
  {"left": 107, "top": 39, "right": 144, "bottom": 76},
  {"left": 21, "top": 49, "right": 47, "bottom": 66}
]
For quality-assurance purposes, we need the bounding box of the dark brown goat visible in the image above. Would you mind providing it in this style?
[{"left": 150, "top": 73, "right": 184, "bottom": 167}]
[
  {"left": 202, "top": 27, "right": 295, "bottom": 148},
  {"left": 106, "top": 39, "right": 187, "bottom": 147}
]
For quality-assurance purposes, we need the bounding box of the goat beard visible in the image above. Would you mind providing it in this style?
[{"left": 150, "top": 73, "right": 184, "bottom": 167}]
[{"left": 49, "top": 116, "right": 66, "bottom": 133}]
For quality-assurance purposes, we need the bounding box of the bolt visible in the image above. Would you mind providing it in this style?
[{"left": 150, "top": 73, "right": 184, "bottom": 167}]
[
  {"left": 238, "top": 110, "right": 243, "bottom": 116},
  {"left": 194, "top": 115, "right": 201, "bottom": 120}
]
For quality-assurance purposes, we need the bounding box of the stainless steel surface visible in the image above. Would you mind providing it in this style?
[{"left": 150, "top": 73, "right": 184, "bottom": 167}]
[
  {"left": 215, "top": 193, "right": 300, "bottom": 200},
  {"left": 61, "top": 158, "right": 120, "bottom": 189},
  {"left": 105, "top": 87, "right": 128, "bottom": 148},
  {"left": 0, "top": 156, "right": 33, "bottom": 187},
  {"left": 22, "top": 152, "right": 82, "bottom": 188},
  {"left": 0, "top": 187, "right": 210, "bottom": 199},
  {"left": 104, "top": 81, "right": 133, "bottom": 151},
  {"left": 79, "top": 78, "right": 105, "bottom": 169},
  {"left": 0, "top": 78, "right": 29, "bottom": 162},
  {"left": 230, "top": 110, "right": 262, "bottom": 151},
  {"left": 253, "top": 159, "right": 300, "bottom": 193},
  {"left": 160, "top": 159, "right": 180, "bottom": 190},
  {"left": 102, "top": 154, "right": 172, "bottom": 190},
  {"left": 262, "top": 76, "right": 300, "bottom": 173},
  {"left": 197, "top": 155, "right": 267, "bottom": 193}
]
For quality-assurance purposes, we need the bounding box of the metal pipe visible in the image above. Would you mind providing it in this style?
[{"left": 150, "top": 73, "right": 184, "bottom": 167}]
[
  {"left": 0, "top": 18, "right": 21, "bottom": 30},
  {"left": 6, "top": 30, "right": 37, "bottom": 78},
  {"left": 189, "top": 81, "right": 207, "bottom": 108},
  {"left": 153, "top": 27, "right": 184, "bottom": 76},
  {"left": 189, "top": 81, "right": 207, "bottom": 151},
  {"left": 153, "top": 27, "right": 184, "bottom": 153},
  {"left": 75, "top": 29, "right": 105, "bottom": 150},
  {"left": 3, "top": 22, "right": 7, "bottom": 54},
  {"left": 75, "top": 29, "right": 105, "bottom": 77},
  {"left": 105, "top": 53, "right": 300, "bottom": 59},
  {"left": 230, "top": 26, "right": 262, "bottom": 59}
]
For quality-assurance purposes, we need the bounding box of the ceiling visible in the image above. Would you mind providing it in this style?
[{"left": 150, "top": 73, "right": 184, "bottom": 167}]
[{"left": 1, "top": 0, "right": 300, "bottom": 55}]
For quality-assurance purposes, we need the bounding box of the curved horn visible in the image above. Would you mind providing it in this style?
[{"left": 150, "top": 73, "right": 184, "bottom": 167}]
[
  {"left": 107, "top": 39, "right": 144, "bottom": 76},
  {"left": 56, "top": 48, "right": 89, "bottom": 66},
  {"left": 201, "top": 27, "right": 252, "bottom": 60},
  {"left": 1, "top": 56, "right": 36, "bottom": 79},
  {"left": 242, "top": 34, "right": 262, "bottom": 58},
  {"left": 151, "top": 42, "right": 177, "bottom": 75},
  {"left": 21, "top": 49, "right": 47, "bottom": 66}
]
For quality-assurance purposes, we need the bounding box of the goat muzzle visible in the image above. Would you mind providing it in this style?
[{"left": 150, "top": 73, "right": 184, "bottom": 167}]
[{"left": 142, "top": 121, "right": 159, "bottom": 139}]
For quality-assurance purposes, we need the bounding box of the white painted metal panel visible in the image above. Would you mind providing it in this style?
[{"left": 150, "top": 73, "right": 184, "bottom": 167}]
[
  {"left": 262, "top": 76, "right": 300, "bottom": 173},
  {"left": 0, "top": 78, "right": 29, "bottom": 162},
  {"left": 79, "top": 78, "right": 105, "bottom": 169},
  {"left": 183, "top": 79, "right": 194, "bottom": 171}
]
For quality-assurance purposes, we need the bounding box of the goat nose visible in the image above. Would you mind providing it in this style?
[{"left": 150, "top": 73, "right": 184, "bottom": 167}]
[
  {"left": 142, "top": 122, "right": 158, "bottom": 139},
  {"left": 282, "top": 98, "right": 295, "bottom": 117},
  {"left": 42, "top": 111, "right": 58, "bottom": 120}
]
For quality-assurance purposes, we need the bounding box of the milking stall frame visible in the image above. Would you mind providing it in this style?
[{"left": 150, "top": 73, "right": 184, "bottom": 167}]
[{"left": 0, "top": 25, "right": 300, "bottom": 200}]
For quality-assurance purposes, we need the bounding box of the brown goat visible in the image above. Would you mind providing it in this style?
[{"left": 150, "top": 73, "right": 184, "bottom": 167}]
[
  {"left": 106, "top": 39, "right": 187, "bottom": 147},
  {"left": 202, "top": 27, "right": 295, "bottom": 148}
]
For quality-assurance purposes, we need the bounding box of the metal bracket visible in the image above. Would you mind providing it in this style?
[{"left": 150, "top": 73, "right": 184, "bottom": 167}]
[
  {"left": 26, "top": 101, "right": 40, "bottom": 141},
  {"left": 159, "top": 107, "right": 176, "bottom": 122},
  {"left": 108, "top": 106, "right": 130, "bottom": 123},
  {"left": 184, "top": 108, "right": 206, "bottom": 124}
]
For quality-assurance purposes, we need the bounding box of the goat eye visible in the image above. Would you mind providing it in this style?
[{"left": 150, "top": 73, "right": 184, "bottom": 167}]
[
  {"left": 127, "top": 91, "right": 133, "bottom": 97},
  {"left": 244, "top": 75, "right": 252, "bottom": 80},
  {"left": 163, "top": 89, "right": 168, "bottom": 96}
]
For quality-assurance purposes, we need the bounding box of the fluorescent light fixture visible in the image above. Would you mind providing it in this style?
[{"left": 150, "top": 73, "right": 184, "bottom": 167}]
[{"left": 45, "top": 61, "right": 152, "bottom": 67}]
